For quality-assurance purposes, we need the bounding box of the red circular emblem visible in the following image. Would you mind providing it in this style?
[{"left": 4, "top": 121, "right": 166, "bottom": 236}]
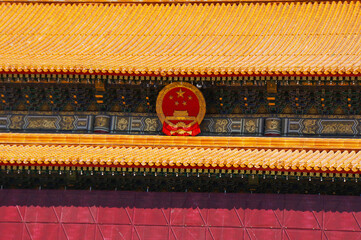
[{"left": 156, "top": 82, "right": 206, "bottom": 136}]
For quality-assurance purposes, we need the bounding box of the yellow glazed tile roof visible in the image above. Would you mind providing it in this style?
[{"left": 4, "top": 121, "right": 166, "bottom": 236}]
[
  {"left": 1, "top": 133, "right": 361, "bottom": 173},
  {"left": 2, "top": 0, "right": 250, "bottom": 2},
  {"left": 0, "top": 144, "right": 360, "bottom": 172},
  {"left": 1, "top": 1, "right": 361, "bottom": 76},
  {"left": 2, "top": 144, "right": 361, "bottom": 172}
]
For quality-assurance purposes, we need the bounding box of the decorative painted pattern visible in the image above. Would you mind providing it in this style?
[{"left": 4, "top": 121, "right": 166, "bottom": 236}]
[{"left": 2, "top": 112, "right": 361, "bottom": 137}]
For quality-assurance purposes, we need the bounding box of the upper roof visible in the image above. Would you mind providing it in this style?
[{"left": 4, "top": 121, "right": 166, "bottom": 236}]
[{"left": 0, "top": 1, "right": 361, "bottom": 76}]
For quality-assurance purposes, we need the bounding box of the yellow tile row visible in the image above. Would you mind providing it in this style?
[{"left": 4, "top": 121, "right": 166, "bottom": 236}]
[
  {"left": 1, "top": 143, "right": 361, "bottom": 172},
  {"left": 0, "top": 1, "right": 361, "bottom": 76},
  {"left": 3, "top": 0, "right": 245, "bottom": 2}
]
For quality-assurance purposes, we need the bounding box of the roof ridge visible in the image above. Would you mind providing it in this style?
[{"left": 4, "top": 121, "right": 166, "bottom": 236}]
[
  {"left": 1, "top": 133, "right": 361, "bottom": 151},
  {"left": 0, "top": 0, "right": 348, "bottom": 4}
]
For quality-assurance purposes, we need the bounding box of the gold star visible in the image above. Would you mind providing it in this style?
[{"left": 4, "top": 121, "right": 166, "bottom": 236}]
[
  {"left": 176, "top": 89, "right": 185, "bottom": 98},
  {"left": 188, "top": 96, "right": 192, "bottom": 100},
  {"left": 175, "top": 101, "right": 179, "bottom": 106},
  {"left": 182, "top": 101, "right": 187, "bottom": 106},
  {"left": 169, "top": 95, "right": 173, "bottom": 99}
]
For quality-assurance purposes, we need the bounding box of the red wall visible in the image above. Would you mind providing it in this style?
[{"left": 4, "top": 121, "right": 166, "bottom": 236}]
[{"left": 0, "top": 190, "right": 360, "bottom": 239}]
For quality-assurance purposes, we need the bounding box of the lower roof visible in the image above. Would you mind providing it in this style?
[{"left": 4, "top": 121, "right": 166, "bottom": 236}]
[
  {"left": 0, "top": 1, "right": 361, "bottom": 76},
  {"left": 1, "top": 133, "right": 361, "bottom": 174}
]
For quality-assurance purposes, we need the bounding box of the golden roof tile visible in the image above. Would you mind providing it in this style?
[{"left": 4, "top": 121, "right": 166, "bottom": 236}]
[
  {"left": 0, "top": 133, "right": 361, "bottom": 173},
  {"left": 0, "top": 1, "right": 361, "bottom": 76},
  {"left": 1, "top": 143, "right": 361, "bottom": 172}
]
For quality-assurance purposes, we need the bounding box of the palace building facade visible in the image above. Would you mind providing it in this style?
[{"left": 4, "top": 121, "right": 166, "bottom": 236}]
[{"left": 1, "top": 0, "right": 361, "bottom": 239}]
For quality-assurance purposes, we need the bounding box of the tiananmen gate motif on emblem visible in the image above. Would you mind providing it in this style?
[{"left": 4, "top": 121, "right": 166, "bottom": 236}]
[{"left": 156, "top": 82, "right": 206, "bottom": 136}]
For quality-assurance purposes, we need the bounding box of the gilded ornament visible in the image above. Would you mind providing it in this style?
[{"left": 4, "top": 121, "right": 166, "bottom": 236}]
[
  {"left": 28, "top": 118, "right": 57, "bottom": 129},
  {"left": 95, "top": 117, "right": 108, "bottom": 127},
  {"left": 156, "top": 82, "right": 206, "bottom": 136},
  {"left": 117, "top": 118, "right": 129, "bottom": 131},
  {"left": 215, "top": 119, "right": 228, "bottom": 133},
  {"left": 321, "top": 121, "right": 354, "bottom": 135},
  {"left": 60, "top": 116, "right": 75, "bottom": 130},
  {"left": 144, "top": 118, "right": 158, "bottom": 132},
  {"left": 302, "top": 119, "right": 318, "bottom": 134},
  {"left": 9, "top": 115, "right": 24, "bottom": 129},
  {"left": 266, "top": 119, "right": 279, "bottom": 130},
  {"left": 244, "top": 119, "right": 257, "bottom": 133}
]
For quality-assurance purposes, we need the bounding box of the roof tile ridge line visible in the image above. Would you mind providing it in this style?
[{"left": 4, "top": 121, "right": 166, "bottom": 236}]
[
  {"left": 0, "top": 162, "right": 360, "bottom": 175},
  {"left": 3, "top": 70, "right": 361, "bottom": 78},
  {"left": 1, "top": 133, "right": 361, "bottom": 149},
  {"left": 0, "top": 0, "right": 345, "bottom": 4},
  {"left": 0, "top": 142, "right": 359, "bottom": 152}
]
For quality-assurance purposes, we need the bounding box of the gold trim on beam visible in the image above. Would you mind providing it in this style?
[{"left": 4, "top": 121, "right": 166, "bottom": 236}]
[{"left": 0, "top": 133, "right": 361, "bottom": 150}]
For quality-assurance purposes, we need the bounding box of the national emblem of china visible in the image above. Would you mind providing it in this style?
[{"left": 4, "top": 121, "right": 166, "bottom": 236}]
[{"left": 156, "top": 82, "right": 206, "bottom": 136}]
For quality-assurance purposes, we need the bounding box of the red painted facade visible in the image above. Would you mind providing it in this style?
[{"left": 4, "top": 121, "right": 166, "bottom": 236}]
[{"left": 0, "top": 190, "right": 360, "bottom": 239}]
